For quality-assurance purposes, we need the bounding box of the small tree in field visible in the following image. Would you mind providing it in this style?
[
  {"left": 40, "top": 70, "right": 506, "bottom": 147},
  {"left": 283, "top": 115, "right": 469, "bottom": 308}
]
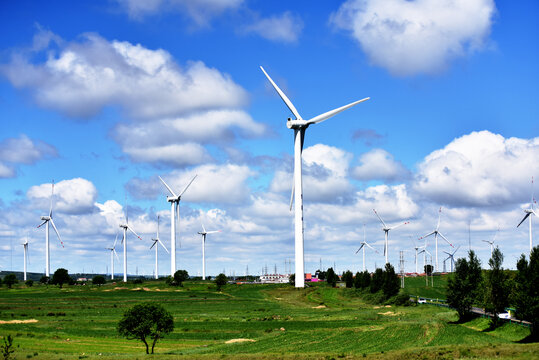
[
  {"left": 173, "top": 270, "right": 189, "bottom": 287},
  {"left": 39, "top": 276, "right": 49, "bottom": 285},
  {"left": 447, "top": 250, "right": 483, "bottom": 322},
  {"left": 342, "top": 270, "right": 354, "bottom": 288},
  {"left": 424, "top": 264, "right": 433, "bottom": 276},
  {"left": 484, "top": 247, "right": 509, "bottom": 328},
  {"left": 215, "top": 273, "right": 228, "bottom": 291},
  {"left": 514, "top": 246, "right": 539, "bottom": 340},
  {"left": 288, "top": 273, "right": 295, "bottom": 286},
  {"left": 51, "top": 268, "right": 71, "bottom": 288},
  {"left": 3, "top": 274, "right": 18, "bottom": 289},
  {"left": 382, "top": 263, "right": 400, "bottom": 299},
  {"left": 118, "top": 302, "right": 174, "bottom": 354},
  {"left": 370, "top": 268, "right": 383, "bottom": 293},
  {"left": 326, "top": 267, "right": 337, "bottom": 287},
  {"left": 92, "top": 275, "right": 106, "bottom": 286}
]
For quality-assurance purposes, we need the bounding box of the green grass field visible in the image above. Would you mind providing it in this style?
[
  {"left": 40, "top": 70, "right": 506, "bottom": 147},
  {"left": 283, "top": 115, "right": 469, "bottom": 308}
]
[{"left": 0, "top": 279, "right": 537, "bottom": 359}]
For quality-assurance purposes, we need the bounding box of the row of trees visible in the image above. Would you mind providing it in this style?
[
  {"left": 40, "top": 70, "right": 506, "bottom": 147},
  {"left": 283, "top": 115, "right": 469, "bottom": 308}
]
[{"left": 447, "top": 246, "right": 539, "bottom": 339}]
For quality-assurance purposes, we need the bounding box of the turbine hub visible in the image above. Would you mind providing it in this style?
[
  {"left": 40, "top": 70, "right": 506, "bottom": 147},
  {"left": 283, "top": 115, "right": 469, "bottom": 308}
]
[{"left": 41, "top": 216, "right": 50, "bottom": 221}]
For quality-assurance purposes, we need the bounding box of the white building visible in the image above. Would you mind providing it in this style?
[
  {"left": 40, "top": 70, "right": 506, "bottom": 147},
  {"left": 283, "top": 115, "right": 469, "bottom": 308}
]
[{"left": 259, "top": 274, "right": 289, "bottom": 284}]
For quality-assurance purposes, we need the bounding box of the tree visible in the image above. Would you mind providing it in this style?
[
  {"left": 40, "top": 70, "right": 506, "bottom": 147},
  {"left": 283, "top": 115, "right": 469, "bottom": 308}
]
[
  {"left": 354, "top": 272, "right": 362, "bottom": 289},
  {"left": 446, "top": 250, "right": 483, "bottom": 322},
  {"left": 1, "top": 334, "right": 15, "bottom": 360},
  {"left": 326, "top": 267, "right": 337, "bottom": 287},
  {"left": 484, "top": 247, "right": 509, "bottom": 328},
  {"left": 39, "top": 276, "right": 49, "bottom": 285},
  {"left": 215, "top": 273, "right": 228, "bottom": 291},
  {"left": 370, "top": 268, "right": 383, "bottom": 293},
  {"left": 342, "top": 270, "right": 354, "bottom": 288},
  {"left": 315, "top": 270, "right": 326, "bottom": 280},
  {"left": 3, "top": 274, "right": 18, "bottom": 289},
  {"left": 25, "top": 280, "right": 34, "bottom": 287},
  {"left": 513, "top": 246, "right": 539, "bottom": 339},
  {"left": 92, "top": 275, "right": 106, "bottom": 286},
  {"left": 51, "top": 268, "right": 71, "bottom": 288},
  {"left": 382, "top": 263, "right": 400, "bottom": 299},
  {"left": 173, "top": 270, "right": 189, "bottom": 287},
  {"left": 118, "top": 302, "right": 174, "bottom": 354},
  {"left": 424, "top": 264, "right": 433, "bottom": 276},
  {"left": 288, "top": 273, "right": 295, "bottom": 286}
]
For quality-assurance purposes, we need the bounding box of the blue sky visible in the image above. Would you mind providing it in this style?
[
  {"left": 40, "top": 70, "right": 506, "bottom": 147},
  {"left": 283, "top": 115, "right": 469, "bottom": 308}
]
[{"left": 1, "top": 0, "right": 538, "bottom": 277}]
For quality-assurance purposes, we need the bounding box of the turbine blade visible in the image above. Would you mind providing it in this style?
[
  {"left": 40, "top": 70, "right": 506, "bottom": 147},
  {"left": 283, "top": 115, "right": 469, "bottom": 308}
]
[
  {"left": 150, "top": 240, "right": 157, "bottom": 249},
  {"left": 436, "top": 207, "right": 442, "bottom": 231},
  {"left": 179, "top": 174, "right": 197, "bottom": 197},
  {"left": 113, "top": 231, "right": 119, "bottom": 249},
  {"left": 201, "top": 223, "right": 207, "bottom": 233},
  {"left": 176, "top": 202, "right": 181, "bottom": 248},
  {"left": 260, "top": 66, "right": 302, "bottom": 120},
  {"left": 289, "top": 178, "right": 294, "bottom": 212},
  {"left": 49, "top": 219, "right": 63, "bottom": 247},
  {"left": 206, "top": 230, "right": 220, "bottom": 234},
  {"left": 305, "top": 97, "right": 369, "bottom": 125},
  {"left": 37, "top": 220, "right": 47, "bottom": 228},
  {"left": 49, "top": 180, "right": 54, "bottom": 217},
  {"left": 365, "top": 243, "right": 379, "bottom": 254},
  {"left": 390, "top": 221, "right": 409, "bottom": 231},
  {"left": 438, "top": 232, "right": 453, "bottom": 247},
  {"left": 127, "top": 225, "right": 142, "bottom": 240},
  {"left": 517, "top": 213, "right": 530, "bottom": 227},
  {"left": 158, "top": 239, "right": 169, "bottom": 253},
  {"left": 355, "top": 244, "right": 365, "bottom": 254},
  {"left": 373, "top": 209, "right": 387, "bottom": 228},
  {"left": 420, "top": 231, "right": 435, "bottom": 239},
  {"left": 158, "top": 176, "right": 178, "bottom": 197},
  {"left": 113, "top": 249, "right": 120, "bottom": 261}
]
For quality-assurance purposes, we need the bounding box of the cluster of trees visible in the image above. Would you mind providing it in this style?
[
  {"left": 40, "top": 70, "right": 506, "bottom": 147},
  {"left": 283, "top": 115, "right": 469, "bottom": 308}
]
[
  {"left": 353, "top": 264, "right": 401, "bottom": 300},
  {"left": 447, "top": 247, "right": 539, "bottom": 339},
  {"left": 166, "top": 270, "right": 189, "bottom": 287}
]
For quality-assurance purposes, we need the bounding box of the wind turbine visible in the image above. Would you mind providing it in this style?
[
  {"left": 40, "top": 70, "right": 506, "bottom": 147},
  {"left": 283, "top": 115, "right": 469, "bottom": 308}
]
[
  {"left": 443, "top": 245, "right": 460, "bottom": 273},
  {"left": 261, "top": 66, "right": 369, "bottom": 288},
  {"left": 517, "top": 177, "right": 537, "bottom": 255},
  {"left": 198, "top": 224, "right": 220, "bottom": 280},
  {"left": 410, "top": 236, "right": 425, "bottom": 274},
  {"left": 106, "top": 233, "right": 120, "bottom": 280},
  {"left": 482, "top": 227, "right": 499, "bottom": 259},
  {"left": 355, "top": 224, "right": 379, "bottom": 272},
  {"left": 150, "top": 215, "right": 169, "bottom": 280},
  {"left": 119, "top": 202, "right": 143, "bottom": 283},
  {"left": 420, "top": 207, "right": 453, "bottom": 273},
  {"left": 22, "top": 237, "right": 29, "bottom": 281},
  {"left": 373, "top": 209, "right": 409, "bottom": 264},
  {"left": 418, "top": 247, "right": 431, "bottom": 274},
  {"left": 158, "top": 174, "right": 197, "bottom": 276},
  {"left": 37, "top": 181, "right": 63, "bottom": 277}
]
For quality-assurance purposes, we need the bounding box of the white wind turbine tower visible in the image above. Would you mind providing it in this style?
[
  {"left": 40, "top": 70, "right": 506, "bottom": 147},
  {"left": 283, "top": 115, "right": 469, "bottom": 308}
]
[
  {"left": 119, "top": 202, "right": 143, "bottom": 282},
  {"left": 22, "top": 237, "right": 29, "bottom": 281},
  {"left": 198, "top": 223, "right": 221, "bottom": 280},
  {"left": 482, "top": 227, "right": 499, "bottom": 258},
  {"left": 355, "top": 224, "right": 379, "bottom": 272},
  {"left": 158, "top": 174, "right": 197, "bottom": 276},
  {"left": 150, "top": 215, "right": 169, "bottom": 279},
  {"left": 261, "top": 66, "right": 369, "bottom": 287},
  {"left": 410, "top": 236, "right": 425, "bottom": 274},
  {"left": 517, "top": 177, "right": 537, "bottom": 255},
  {"left": 106, "top": 233, "right": 120, "bottom": 280},
  {"left": 37, "top": 181, "right": 63, "bottom": 277},
  {"left": 420, "top": 207, "right": 453, "bottom": 273},
  {"left": 373, "top": 209, "right": 409, "bottom": 265},
  {"left": 418, "top": 247, "right": 431, "bottom": 274},
  {"left": 443, "top": 245, "right": 460, "bottom": 273}
]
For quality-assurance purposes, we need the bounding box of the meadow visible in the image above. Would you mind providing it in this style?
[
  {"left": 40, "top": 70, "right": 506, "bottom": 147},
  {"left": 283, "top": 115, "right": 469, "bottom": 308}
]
[{"left": 0, "top": 278, "right": 537, "bottom": 359}]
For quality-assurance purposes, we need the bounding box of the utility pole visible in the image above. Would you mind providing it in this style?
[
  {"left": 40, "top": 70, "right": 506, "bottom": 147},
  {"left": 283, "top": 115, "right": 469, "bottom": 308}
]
[{"left": 399, "top": 251, "right": 405, "bottom": 288}]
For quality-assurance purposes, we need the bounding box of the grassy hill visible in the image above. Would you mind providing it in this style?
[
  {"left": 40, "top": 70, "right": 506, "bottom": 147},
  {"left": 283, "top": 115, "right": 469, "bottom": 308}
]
[{"left": 0, "top": 280, "right": 536, "bottom": 359}]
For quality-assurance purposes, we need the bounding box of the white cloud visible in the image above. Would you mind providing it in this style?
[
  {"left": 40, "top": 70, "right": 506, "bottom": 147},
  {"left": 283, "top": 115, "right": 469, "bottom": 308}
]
[
  {"left": 243, "top": 12, "right": 303, "bottom": 44},
  {"left": 331, "top": 0, "right": 496, "bottom": 76},
  {"left": 414, "top": 131, "right": 539, "bottom": 207},
  {"left": 0, "top": 163, "right": 15, "bottom": 178},
  {"left": 27, "top": 178, "right": 98, "bottom": 215},
  {"left": 116, "top": 0, "right": 244, "bottom": 26},
  {"left": 0, "top": 135, "right": 57, "bottom": 178},
  {"left": 1, "top": 33, "right": 247, "bottom": 119},
  {"left": 352, "top": 148, "right": 409, "bottom": 182}
]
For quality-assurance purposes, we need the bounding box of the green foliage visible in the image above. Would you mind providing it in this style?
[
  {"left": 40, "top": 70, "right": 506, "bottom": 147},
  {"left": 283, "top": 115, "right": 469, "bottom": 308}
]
[
  {"left": 24, "top": 280, "right": 33, "bottom": 287},
  {"left": 326, "top": 267, "right": 337, "bottom": 287},
  {"left": 0, "top": 277, "right": 2, "bottom": 287},
  {"left": 447, "top": 250, "right": 483, "bottom": 322},
  {"left": 173, "top": 270, "right": 189, "bottom": 287},
  {"left": 424, "top": 264, "right": 433, "bottom": 275},
  {"left": 514, "top": 246, "right": 539, "bottom": 339},
  {"left": 355, "top": 270, "right": 371, "bottom": 289},
  {"left": 382, "top": 263, "right": 400, "bottom": 299},
  {"left": 92, "top": 275, "right": 106, "bottom": 286},
  {"left": 117, "top": 302, "right": 174, "bottom": 354},
  {"left": 132, "top": 278, "right": 144, "bottom": 284},
  {"left": 39, "top": 276, "right": 49, "bottom": 285},
  {"left": 315, "top": 270, "right": 326, "bottom": 280},
  {"left": 288, "top": 273, "right": 295, "bottom": 286},
  {"left": 51, "top": 268, "right": 71, "bottom": 288},
  {"left": 3, "top": 274, "right": 17, "bottom": 289},
  {"left": 1, "top": 334, "right": 15, "bottom": 360},
  {"left": 484, "top": 247, "right": 509, "bottom": 329},
  {"left": 393, "top": 291, "right": 411, "bottom": 306},
  {"left": 215, "top": 273, "right": 228, "bottom": 291},
  {"left": 370, "top": 268, "right": 383, "bottom": 293},
  {"left": 342, "top": 270, "right": 354, "bottom": 288}
]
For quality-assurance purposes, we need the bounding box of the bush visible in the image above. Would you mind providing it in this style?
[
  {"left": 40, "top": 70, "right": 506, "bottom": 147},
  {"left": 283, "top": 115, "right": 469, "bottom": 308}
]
[
  {"left": 3, "top": 274, "right": 18, "bottom": 289},
  {"left": 25, "top": 280, "right": 34, "bottom": 287},
  {"left": 326, "top": 268, "right": 337, "bottom": 287},
  {"left": 133, "top": 278, "right": 144, "bottom": 284},
  {"left": 394, "top": 291, "right": 411, "bottom": 306},
  {"left": 39, "top": 276, "right": 49, "bottom": 285},
  {"left": 288, "top": 273, "right": 295, "bottom": 286}
]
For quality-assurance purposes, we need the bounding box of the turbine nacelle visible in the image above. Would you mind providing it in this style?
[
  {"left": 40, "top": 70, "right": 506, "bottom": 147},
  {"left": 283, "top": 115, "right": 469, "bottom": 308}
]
[
  {"left": 286, "top": 119, "right": 308, "bottom": 129},
  {"left": 40, "top": 216, "right": 51, "bottom": 221},
  {"left": 166, "top": 196, "right": 181, "bottom": 203}
]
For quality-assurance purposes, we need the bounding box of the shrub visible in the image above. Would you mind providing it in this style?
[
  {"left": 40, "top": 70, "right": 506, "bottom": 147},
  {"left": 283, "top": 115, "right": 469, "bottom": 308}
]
[
  {"left": 25, "top": 280, "right": 34, "bottom": 287},
  {"left": 92, "top": 275, "right": 106, "bottom": 286},
  {"left": 3, "top": 275, "right": 18, "bottom": 289}
]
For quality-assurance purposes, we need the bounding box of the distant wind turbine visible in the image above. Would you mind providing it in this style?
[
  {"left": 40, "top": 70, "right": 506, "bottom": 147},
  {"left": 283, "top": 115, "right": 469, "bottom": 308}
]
[
  {"left": 119, "top": 201, "right": 143, "bottom": 282},
  {"left": 150, "top": 215, "right": 169, "bottom": 279},
  {"left": 373, "top": 209, "right": 409, "bottom": 264},
  {"left": 22, "top": 236, "right": 29, "bottom": 281},
  {"left": 198, "top": 224, "right": 220, "bottom": 280},
  {"left": 420, "top": 207, "right": 453, "bottom": 273},
  {"left": 482, "top": 227, "right": 499, "bottom": 259},
  {"left": 261, "top": 66, "right": 369, "bottom": 287},
  {"left": 517, "top": 177, "right": 537, "bottom": 255},
  {"left": 37, "top": 181, "right": 63, "bottom": 277},
  {"left": 443, "top": 246, "right": 460, "bottom": 273},
  {"left": 159, "top": 174, "right": 197, "bottom": 276},
  {"left": 355, "top": 224, "right": 379, "bottom": 272},
  {"left": 106, "top": 233, "right": 120, "bottom": 280},
  {"left": 410, "top": 236, "right": 425, "bottom": 274}
]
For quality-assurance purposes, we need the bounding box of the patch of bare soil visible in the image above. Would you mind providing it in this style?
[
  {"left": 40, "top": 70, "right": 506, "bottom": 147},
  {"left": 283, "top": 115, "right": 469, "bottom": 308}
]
[
  {"left": 225, "top": 338, "right": 256, "bottom": 344},
  {"left": 0, "top": 319, "right": 38, "bottom": 324}
]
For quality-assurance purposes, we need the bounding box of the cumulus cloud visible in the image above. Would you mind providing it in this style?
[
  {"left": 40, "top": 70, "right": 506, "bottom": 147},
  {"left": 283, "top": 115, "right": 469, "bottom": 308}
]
[
  {"left": 414, "top": 131, "right": 539, "bottom": 207},
  {"left": 0, "top": 135, "right": 58, "bottom": 178},
  {"left": 242, "top": 12, "right": 303, "bottom": 44},
  {"left": 352, "top": 148, "right": 410, "bottom": 182},
  {"left": 27, "top": 178, "right": 98, "bottom": 215},
  {"left": 352, "top": 128, "right": 385, "bottom": 146},
  {"left": 116, "top": 0, "right": 244, "bottom": 26},
  {"left": 1, "top": 32, "right": 247, "bottom": 119},
  {"left": 331, "top": 0, "right": 496, "bottom": 76}
]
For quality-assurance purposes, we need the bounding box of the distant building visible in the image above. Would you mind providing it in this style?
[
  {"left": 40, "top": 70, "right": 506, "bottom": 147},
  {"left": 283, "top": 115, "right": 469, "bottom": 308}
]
[{"left": 259, "top": 274, "right": 289, "bottom": 284}]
